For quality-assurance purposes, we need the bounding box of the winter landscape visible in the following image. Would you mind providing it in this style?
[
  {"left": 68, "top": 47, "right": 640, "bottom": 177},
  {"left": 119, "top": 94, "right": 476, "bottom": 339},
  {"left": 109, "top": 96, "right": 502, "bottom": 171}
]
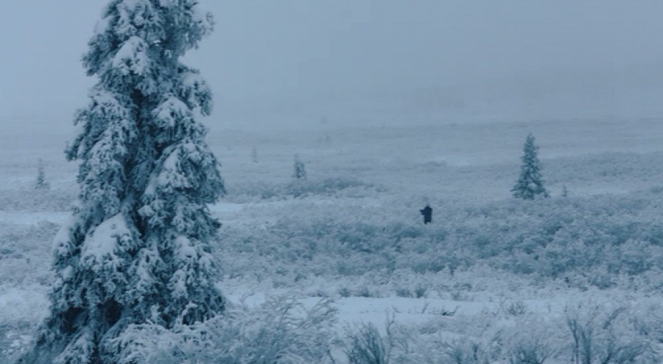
[{"left": 4, "top": 1, "right": 663, "bottom": 364}]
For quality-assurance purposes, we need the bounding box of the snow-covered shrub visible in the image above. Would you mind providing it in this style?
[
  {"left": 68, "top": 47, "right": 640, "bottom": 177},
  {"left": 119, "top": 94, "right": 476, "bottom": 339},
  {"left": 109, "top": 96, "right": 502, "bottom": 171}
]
[
  {"left": 344, "top": 323, "right": 389, "bottom": 364},
  {"left": 227, "top": 180, "right": 284, "bottom": 201},
  {"left": 564, "top": 303, "right": 656, "bottom": 364},
  {"left": 216, "top": 188, "right": 663, "bottom": 291},
  {"left": 17, "top": 179, "right": 663, "bottom": 302},
  {"left": 337, "top": 301, "right": 663, "bottom": 364},
  {"left": 502, "top": 317, "right": 559, "bottom": 364},
  {"left": 0, "top": 221, "right": 58, "bottom": 286},
  {"left": 441, "top": 338, "right": 494, "bottom": 364},
  {"left": 225, "top": 176, "right": 381, "bottom": 201},
  {"left": 342, "top": 316, "right": 421, "bottom": 364},
  {"left": 414, "top": 285, "right": 428, "bottom": 299},
  {"left": 128, "top": 295, "right": 337, "bottom": 364},
  {"left": 285, "top": 176, "right": 380, "bottom": 198},
  {"left": 0, "top": 186, "right": 75, "bottom": 211},
  {"left": 355, "top": 286, "right": 372, "bottom": 298},
  {"left": 395, "top": 287, "right": 414, "bottom": 298},
  {"left": 499, "top": 300, "right": 528, "bottom": 317},
  {"left": 628, "top": 299, "right": 663, "bottom": 344},
  {"left": 0, "top": 286, "right": 50, "bottom": 363},
  {"left": 0, "top": 321, "right": 33, "bottom": 363}
]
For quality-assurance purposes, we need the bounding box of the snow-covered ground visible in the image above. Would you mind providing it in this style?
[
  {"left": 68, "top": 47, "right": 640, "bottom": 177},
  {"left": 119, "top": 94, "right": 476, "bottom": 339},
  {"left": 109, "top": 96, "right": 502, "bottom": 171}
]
[{"left": 3, "top": 118, "right": 663, "bottom": 362}]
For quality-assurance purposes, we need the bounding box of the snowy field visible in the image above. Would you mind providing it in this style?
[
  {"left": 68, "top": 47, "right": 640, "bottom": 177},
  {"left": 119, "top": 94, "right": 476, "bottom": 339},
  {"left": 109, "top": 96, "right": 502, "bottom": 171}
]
[{"left": 4, "top": 117, "right": 663, "bottom": 362}]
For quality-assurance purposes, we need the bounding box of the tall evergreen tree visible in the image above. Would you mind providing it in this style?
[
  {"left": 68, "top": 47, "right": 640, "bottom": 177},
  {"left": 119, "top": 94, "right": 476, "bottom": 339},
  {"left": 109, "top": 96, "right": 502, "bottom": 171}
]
[
  {"left": 512, "top": 133, "right": 549, "bottom": 200},
  {"left": 19, "top": 1, "right": 225, "bottom": 363}
]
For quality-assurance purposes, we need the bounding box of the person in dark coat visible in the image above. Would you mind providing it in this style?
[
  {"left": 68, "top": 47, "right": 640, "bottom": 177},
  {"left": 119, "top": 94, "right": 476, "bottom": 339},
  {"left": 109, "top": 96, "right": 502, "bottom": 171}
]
[{"left": 420, "top": 204, "right": 432, "bottom": 224}]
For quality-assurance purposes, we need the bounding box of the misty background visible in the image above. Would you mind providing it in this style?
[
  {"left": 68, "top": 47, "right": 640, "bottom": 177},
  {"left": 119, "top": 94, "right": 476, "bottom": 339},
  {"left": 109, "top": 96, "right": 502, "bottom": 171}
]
[{"left": 2, "top": 0, "right": 663, "bottom": 135}]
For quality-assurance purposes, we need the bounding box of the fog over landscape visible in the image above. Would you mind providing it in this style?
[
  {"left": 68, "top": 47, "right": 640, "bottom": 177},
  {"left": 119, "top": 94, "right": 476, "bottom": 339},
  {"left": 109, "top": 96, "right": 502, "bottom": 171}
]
[
  {"left": 3, "top": 0, "right": 663, "bottom": 134},
  {"left": 6, "top": 2, "right": 663, "bottom": 363}
]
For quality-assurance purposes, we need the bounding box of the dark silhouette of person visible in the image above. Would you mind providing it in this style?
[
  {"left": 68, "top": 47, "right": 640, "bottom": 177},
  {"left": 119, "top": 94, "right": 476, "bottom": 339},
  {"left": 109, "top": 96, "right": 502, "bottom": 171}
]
[{"left": 420, "top": 204, "right": 432, "bottom": 224}]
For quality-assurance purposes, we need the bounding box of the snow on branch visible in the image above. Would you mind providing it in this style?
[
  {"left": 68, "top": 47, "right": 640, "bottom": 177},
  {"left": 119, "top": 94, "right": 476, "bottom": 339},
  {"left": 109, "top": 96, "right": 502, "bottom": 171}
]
[
  {"left": 153, "top": 95, "right": 192, "bottom": 129},
  {"left": 112, "top": 36, "right": 151, "bottom": 76},
  {"left": 82, "top": 213, "right": 132, "bottom": 265}
]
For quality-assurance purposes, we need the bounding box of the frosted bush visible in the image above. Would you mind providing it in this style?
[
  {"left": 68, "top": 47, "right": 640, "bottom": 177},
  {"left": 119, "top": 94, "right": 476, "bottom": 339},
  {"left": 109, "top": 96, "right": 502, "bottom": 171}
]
[
  {"left": 12, "top": 176, "right": 663, "bottom": 314},
  {"left": 564, "top": 302, "right": 659, "bottom": 364},
  {"left": 0, "top": 222, "right": 57, "bottom": 286},
  {"left": 214, "top": 188, "right": 663, "bottom": 291},
  {"left": 343, "top": 316, "right": 427, "bottom": 364},
  {"left": 344, "top": 322, "right": 389, "bottom": 364},
  {"left": 0, "top": 321, "right": 33, "bottom": 363},
  {"left": 285, "top": 176, "right": 379, "bottom": 198},
  {"left": 137, "top": 295, "right": 337, "bottom": 364},
  {"left": 502, "top": 317, "right": 560, "bottom": 364},
  {"left": 224, "top": 176, "right": 381, "bottom": 201},
  {"left": 343, "top": 302, "right": 663, "bottom": 364},
  {"left": 0, "top": 187, "right": 75, "bottom": 212},
  {"left": 442, "top": 339, "right": 494, "bottom": 364}
]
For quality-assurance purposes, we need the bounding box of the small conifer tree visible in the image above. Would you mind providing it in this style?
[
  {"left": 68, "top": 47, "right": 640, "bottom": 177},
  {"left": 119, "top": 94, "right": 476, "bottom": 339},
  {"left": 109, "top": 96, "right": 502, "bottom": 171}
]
[
  {"left": 293, "top": 154, "right": 307, "bottom": 180},
  {"left": 19, "top": 1, "right": 225, "bottom": 363},
  {"left": 252, "top": 146, "right": 259, "bottom": 163},
  {"left": 35, "top": 159, "right": 50, "bottom": 190},
  {"left": 562, "top": 185, "right": 569, "bottom": 198},
  {"left": 512, "top": 133, "right": 549, "bottom": 200}
]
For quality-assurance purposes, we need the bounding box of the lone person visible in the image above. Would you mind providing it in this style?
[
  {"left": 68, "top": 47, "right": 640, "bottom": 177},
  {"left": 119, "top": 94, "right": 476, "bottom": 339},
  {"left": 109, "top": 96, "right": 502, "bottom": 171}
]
[{"left": 420, "top": 204, "right": 432, "bottom": 224}]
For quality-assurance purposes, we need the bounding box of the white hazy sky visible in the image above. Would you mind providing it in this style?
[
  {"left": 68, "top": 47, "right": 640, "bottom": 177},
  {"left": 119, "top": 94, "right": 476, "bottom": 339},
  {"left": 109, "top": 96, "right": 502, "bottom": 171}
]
[{"left": 2, "top": 0, "right": 663, "bottom": 131}]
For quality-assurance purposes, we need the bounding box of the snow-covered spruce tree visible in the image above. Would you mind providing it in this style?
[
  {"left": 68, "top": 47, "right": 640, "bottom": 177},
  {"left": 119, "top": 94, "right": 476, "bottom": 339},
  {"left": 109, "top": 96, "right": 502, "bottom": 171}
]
[
  {"left": 293, "top": 154, "right": 307, "bottom": 180},
  {"left": 35, "top": 158, "right": 50, "bottom": 190},
  {"left": 511, "top": 133, "right": 549, "bottom": 200},
  {"left": 19, "top": 1, "right": 225, "bottom": 363}
]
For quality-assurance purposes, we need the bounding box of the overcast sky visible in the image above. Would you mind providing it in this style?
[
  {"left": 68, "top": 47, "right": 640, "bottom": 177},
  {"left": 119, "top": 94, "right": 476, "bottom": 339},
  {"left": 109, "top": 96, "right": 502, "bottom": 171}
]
[{"left": 2, "top": 0, "right": 663, "bottom": 131}]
